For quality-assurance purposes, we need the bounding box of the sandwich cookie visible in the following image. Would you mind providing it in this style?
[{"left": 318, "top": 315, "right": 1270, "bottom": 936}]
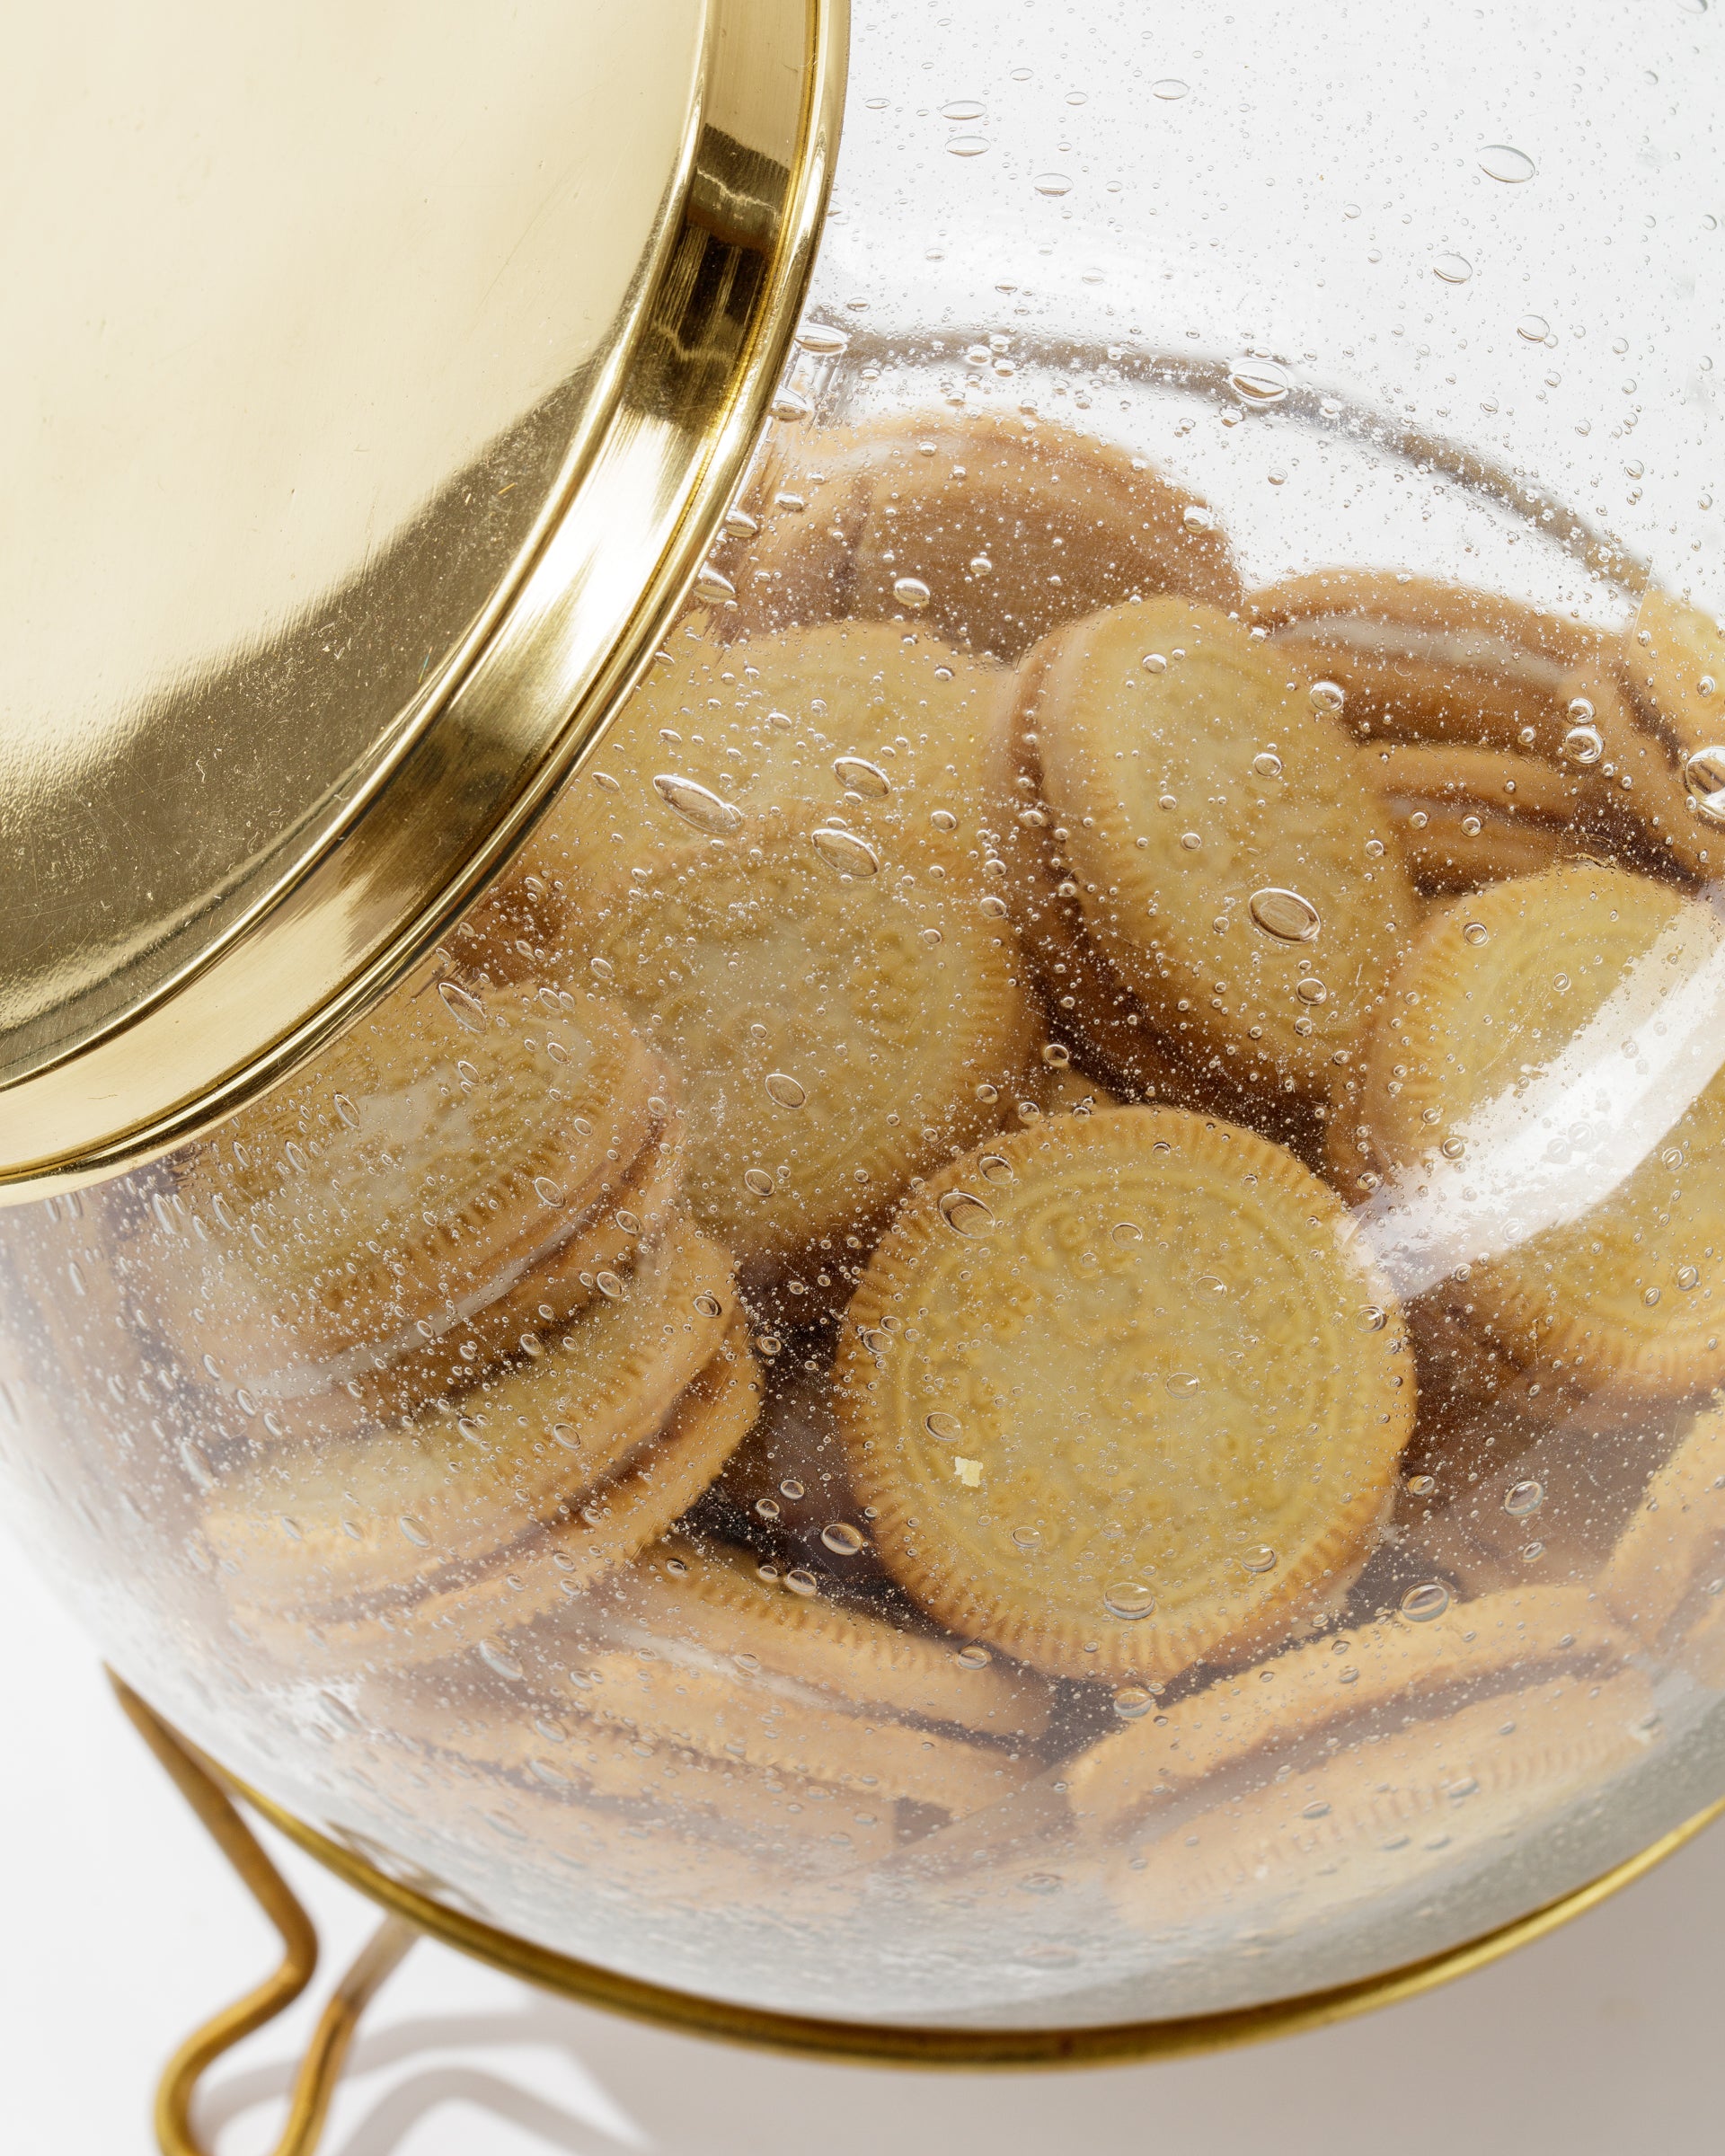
[
  {"left": 323, "top": 1096, "right": 688, "bottom": 1437},
  {"left": 569, "top": 1533, "right": 1055, "bottom": 1742},
  {"left": 1627, "top": 585, "right": 1725, "bottom": 768},
  {"left": 832, "top": 1108, "right": 1415, "bottom": 1683},
  {"left": 1358, "top": 862, "right": 1725, "bottom": 1402},
  {"left": 1364, "top": 743, "right": 1582, "bottom": 895},
  {"left": 362, "top": 1668, "right": 909, "bottom": 1878},
  {"left": 739, "top": 411, "right": 1242, "bottom": 660},
  {"left": 1107, "top": 1669, "right": 1659, "bottom": 1937},
  {"left": 360, "top": 1527, "right": 1051, "bottom": 1857},
  {"left": 1067, "top": 1584, "right": 1628, "bottom": 1838},
  {"left": 209, "top": 1223, "right": 759, "bottom": 1663},
  {"left": 1555, "top": 666, "right": 1712, "bottom": 882},
  {"left": 576, "top": 813, "right": 1037, "bottom": 1278},
  {"left": 1014, "top": 875, "right": 1231, "bottom": 1118},
  {"left": 1003, "top": 648, "right": 1325, "bottom": 1148},
  {"left": 420, "top": 1568, "right": 1046, "bottom": 1822},
  {"left": 1384, "top": 799, "right": 1571, "bottom": 898},
  {"left": 1017, "top": 596, "right": 1418, "bottom": 1109},
  {"left": 1248, "top": 570, "right": 1606, "bottom": 749},
  {"left": 155, "top": 975, "right": 670, "bottom": 1414},
  {"left": 307, "top": 1329, "right": 762, "bottom": 1667},
  {"left": 530, "top": 620, "right": 1017, "bottom": 870},
  {"left": 1605, "top": 1393, "right": 1725, "bottom": 1645},
  {"left": 1611, "top": 585, "right": 1725, "bottom": 879},
  {"left": 1251, "top": 571, "right": 1706, "bottom": 878}
]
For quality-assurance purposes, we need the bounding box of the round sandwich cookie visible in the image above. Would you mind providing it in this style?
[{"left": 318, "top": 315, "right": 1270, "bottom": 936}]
[
  {"left": 1370, "top": 741, "right": 1591, "bottom": 826},
  {"left": 329, "top": 1323, "right": 763, "bottom": 1667},
  {"left": 1617, "top": 587, "right": 1725, "bottom": 881},
  {"left": 571, "top": 1532, "right": 1056, "bottom": 1742},
  {"left": 832, "top": 1108, "right": 1416, "bottom": 1683},
  {"left": 1066, "top": 1583, "right": 1629, "bottom": 1837},
  {"left": 155, "top": 973, "right": 665, "bottom": 1398},
  {"left": 1019, "top": 596, "right": 1418, "bottom": 1107},
  {"left": 234, "top": 1085, "right": 691, "bottom": 1452},
  {"left": 376, "top": 1771, "right": 889, "bottom": 1917},
  {"left": 209, "top": 1222, "right": 748, "bottom": 1632},
  {"left": 360, "top": 1670, "right": 909, "bottom": 1878},
  {"left": 575, "top": 813, "right": 1037, "bottom": 1277},
  {"left": 1605, "top": 1392, "right": 1725, "bottom": 1645},
  {"left": 1358, "top": 861, "right": 1725, "bottom": 1401},
  {"left": 334, "top": 1764, "right": 878, "bottom": 1944},
  {"left": 1019, "top": 876, "right": 1341, "bottom": 1178},
  {"left": 1365, "top": 742, "right": 1583, "bottom": 896},
  {"left": 1383, "top": 799, "right": 1570, "bottom": 897},
  {"left": 1552, "top": 667, "right": 1712, "bottom": 882},
  {"left": 319, "top": 1094, "right": 690, "bottom": 1436},
  {"left": 1107, "top": 1667, "right": 1659, "bottom": 1936},
  {"left": 530, "top": 620, "right": 1017, "bottom": 870},
  {"left": 355, "top": 1558, "right": 1041, "bottom": 1872},
  {"left": 450, "top": 1639, "right": 1039, "bottom": 1828},
  {"left": 738, "top": 410, "right": 1242, "bottom": 660},
  {"left": 1002, "top": 651, "right": 1323, "bottom": 1149},
  {"left": 235, "top": 1317, "right": 763, "bottom": 1674},
  {"left": 1250, "top": 572, "right": 1705, "bottom": 879},
  {"left": 1015, "top": 879, "right": 1229, "bottom": 1118},
  {"left": 1248, "top": 570, "right": 1606, "bottom": 748}
]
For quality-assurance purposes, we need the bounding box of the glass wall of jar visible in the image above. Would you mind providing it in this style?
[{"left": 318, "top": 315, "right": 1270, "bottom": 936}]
[{"left": 5, "top": 0, "right": 1725, "bottom": 2028}]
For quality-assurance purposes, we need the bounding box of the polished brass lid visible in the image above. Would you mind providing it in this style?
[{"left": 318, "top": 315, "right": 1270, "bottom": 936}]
[{"left": 0, "top": 0, "right": 844, "bottom": 1197}]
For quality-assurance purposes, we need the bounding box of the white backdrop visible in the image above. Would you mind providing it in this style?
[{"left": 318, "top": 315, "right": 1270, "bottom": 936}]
[{"left": 4, "top": 1526, "right": 1724, "bottom": 2156}]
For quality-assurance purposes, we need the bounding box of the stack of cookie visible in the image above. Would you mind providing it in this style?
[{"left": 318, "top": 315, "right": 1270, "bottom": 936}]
[
  {"left": 155, "top": 952, "right": 757, "bottom": 1670},
  {"left": 135, "top": 399, "right": 1725, "bottom": 1943},
  {"left": 354, "top": 1532, "right": 1056, "bottom": 1887}
]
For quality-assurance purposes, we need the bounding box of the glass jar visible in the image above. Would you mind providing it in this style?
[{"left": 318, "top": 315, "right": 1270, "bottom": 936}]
[{"left": 6, "top": 0, "right": 1725, "bottom": 2033}]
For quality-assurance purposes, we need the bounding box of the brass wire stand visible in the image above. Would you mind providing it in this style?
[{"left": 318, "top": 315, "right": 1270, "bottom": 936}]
[
  {"left": 112, "top": 1674, "right": 1725, "bottom": 2156},
  {"left": 114, "top": 1678, "right": 417, "bottom": 2156}
]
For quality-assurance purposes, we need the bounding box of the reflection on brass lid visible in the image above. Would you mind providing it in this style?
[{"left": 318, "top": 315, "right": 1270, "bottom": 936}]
[{"left": 0, "top": 0, "right": 846, "bottom": 1197}]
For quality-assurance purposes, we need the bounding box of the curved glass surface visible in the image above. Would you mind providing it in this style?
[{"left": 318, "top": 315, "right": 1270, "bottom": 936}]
[{"left": 5, "top": 0, "right": 1725, "bottom": 2028}]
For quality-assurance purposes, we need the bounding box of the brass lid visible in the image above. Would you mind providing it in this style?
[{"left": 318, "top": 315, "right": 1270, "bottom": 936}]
[{"left": 0, "top": 0, "right": 845, "bottom": 1198}]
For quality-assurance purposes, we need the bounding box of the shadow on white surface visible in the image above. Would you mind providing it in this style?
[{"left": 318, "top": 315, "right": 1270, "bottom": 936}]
[{"left": 199, "top": 2001, "right": 650, "bottom": 2156}]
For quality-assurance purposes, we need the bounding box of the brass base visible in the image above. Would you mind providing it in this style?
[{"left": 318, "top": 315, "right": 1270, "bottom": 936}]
[{"left": 112, "top": 1673, "right": 1725, "bottom": 2155}]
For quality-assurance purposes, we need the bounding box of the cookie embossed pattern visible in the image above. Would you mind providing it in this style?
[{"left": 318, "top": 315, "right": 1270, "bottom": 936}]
[{"left": 835, "top": 1109, "right": 1411, "bottom": 1682}]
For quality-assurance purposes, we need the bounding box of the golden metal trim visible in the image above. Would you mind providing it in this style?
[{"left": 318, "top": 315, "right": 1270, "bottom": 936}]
[
  {"left": 113, "top": 1675, "right": 416, "bottom": 2156},
  {"left": 112, "top": 1674, "right": 1725, "bottom": 2095},
  {"left": 4, "top": 1, "right": 847, "bottom": 1200}
]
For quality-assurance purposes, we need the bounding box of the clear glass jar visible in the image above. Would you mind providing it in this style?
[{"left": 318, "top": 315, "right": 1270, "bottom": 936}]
[{"left": 6, "top": 0, "right": 1725, "bottom": 2030}]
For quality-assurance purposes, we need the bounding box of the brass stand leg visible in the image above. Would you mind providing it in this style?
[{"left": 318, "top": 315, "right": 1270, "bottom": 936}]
[{"left": 111, "top": 1674, "right": 419, "bottom": 2156}]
